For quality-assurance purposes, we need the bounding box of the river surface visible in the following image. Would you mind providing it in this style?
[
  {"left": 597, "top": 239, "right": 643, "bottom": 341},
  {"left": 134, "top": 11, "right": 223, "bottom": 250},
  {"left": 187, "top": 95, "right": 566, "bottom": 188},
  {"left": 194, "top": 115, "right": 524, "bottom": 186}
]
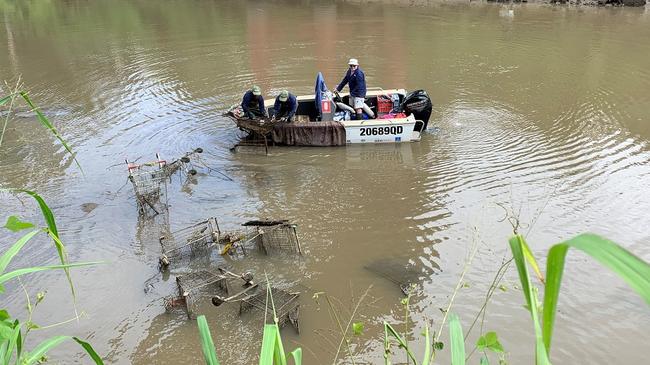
[{"left": 1, "top": 0, "right": 650, "bottom": 363}]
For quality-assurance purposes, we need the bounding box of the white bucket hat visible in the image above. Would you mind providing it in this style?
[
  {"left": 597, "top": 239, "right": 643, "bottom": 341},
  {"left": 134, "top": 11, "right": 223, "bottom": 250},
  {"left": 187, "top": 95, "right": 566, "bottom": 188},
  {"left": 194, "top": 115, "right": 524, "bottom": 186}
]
[{"left": 348, "top": 58, "right": 359, "bottom": 66}]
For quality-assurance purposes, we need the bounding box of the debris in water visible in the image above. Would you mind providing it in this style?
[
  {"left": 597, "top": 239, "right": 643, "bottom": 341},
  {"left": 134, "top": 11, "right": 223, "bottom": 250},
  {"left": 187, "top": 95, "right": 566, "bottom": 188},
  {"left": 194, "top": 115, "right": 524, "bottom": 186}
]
[
  {"left": 364, "top": 259, "right": 426, "bottom": 295},
  {"left": 125, "top": 148, "right": 203, "bottom": 217},
  {"left": 80, "top": 202, "right": 98, "bottom": 214}
]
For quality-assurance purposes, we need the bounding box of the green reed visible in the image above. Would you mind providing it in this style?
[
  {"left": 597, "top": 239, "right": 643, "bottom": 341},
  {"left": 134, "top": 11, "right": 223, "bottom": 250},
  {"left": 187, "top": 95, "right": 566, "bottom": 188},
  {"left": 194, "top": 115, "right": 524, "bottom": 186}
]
[
  {"left": 1, "top": 86, "right": 81, "bottom": 171},
  {"left": 197, "top": 279, "right": 302, "bottom": 365},
  {"left": 445, "top": 233, "right": 650, "bottom": 365},
  {"left": 1, "top": 191, "right": 103, "bottom": 364}
]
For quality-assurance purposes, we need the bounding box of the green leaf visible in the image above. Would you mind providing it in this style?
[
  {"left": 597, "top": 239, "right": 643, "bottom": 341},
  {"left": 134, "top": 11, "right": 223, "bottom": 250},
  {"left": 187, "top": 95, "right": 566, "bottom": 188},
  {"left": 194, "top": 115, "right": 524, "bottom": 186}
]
[
  {"left": 352, "top": 322, "right": 364, "bottom": 336},
  {"left": 449, "top": 314, "right": 465, "bottom": 365},
  {"left": 72, "top": 337, "right": 104, "bottom": 364},
  {"left": 0, "top": 94, "right": 12, "bottom": 107},
  {"left": 421, "top": 323, "right": 431, "bottom": 365},
  {"left": 542, "top": 233, "right": 650, "bottom": 355},
  {"left": 383, "top": 322, "right": 418, "bottom": 364},
  {"left": 477, "top": 332, "right": 505, "bottom": 354},
  {"left": 18, "top": 92, "right": 82, "bottom": 172},
  {"left": 197, "top": 315, "right": 219, "bottom": 365},
  {"left": 289, "top": 348, "right": 302, "bottom": 365},
  {"left": 480, "top": 356, "right": 490, "bottom": 365},
  {"left": 16, "top": 190, "right": 58, "bottom": 237},
  {"left": 15, "top": 190, "right": 77, "bottom": 299},
  {"left": 259, "top": 324, "right": 280, "bottom": 365},
  {"left": 3, "top": 216, "right": 35, "bottom": 232},
  {"left": 0, "top": 230, "right": 40, "bottom": 275},
  {"left": 0, "top": 262, "right": 100, "bottom": 286},
  {"left": 0, "top": 310, "right": 9, "bottom": 321},
  {"left": 509, "top": 236, "right": 551, "bottom": 365},
  {"left": 520, "top": 237, "right": 544, "bottom": 283},
  {"left": 4, "top": 320, "right": 22, "bottom": 364},
  {"left": 23, "top": 335, "right": 68, "bottom": 364}
]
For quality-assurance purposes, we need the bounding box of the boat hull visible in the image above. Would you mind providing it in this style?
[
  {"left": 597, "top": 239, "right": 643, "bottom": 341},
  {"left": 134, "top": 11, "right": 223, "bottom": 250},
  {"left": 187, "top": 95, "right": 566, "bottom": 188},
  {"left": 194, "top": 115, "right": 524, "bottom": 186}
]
[{"left": 341, "top": 115, "right": 421, "bottom": 144}]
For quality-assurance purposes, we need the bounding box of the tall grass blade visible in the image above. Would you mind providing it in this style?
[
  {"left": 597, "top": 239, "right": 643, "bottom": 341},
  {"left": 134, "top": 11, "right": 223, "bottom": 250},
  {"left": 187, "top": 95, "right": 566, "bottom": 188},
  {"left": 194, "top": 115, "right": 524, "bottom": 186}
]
[
  {"left": 17, "top": 190, "right": 58, "bottom": 236},
  {"left": 197, "top": 315, "right": 219, "bottom": 365},
  {"left": 0, "top": 95, "right": 11, "bottom": 107},
  {"left": 383, "top": 323, "right": 419, "bottom": 364},
  {"left": 2, "top": 320, "right": 21, "bottom": 365},
  {"left": 72, "top": 337, "right": 104, "bottom": 365},
  {"left": 23, "top": 335, "right": 67, "bottom": 364},
  {"left": 15, "top": 190, "right": 76, "bottom": 297},
  {"left": 18, "top": 92, "right": 82, "bottom": 171},
  {"left": 421, "top": 324, "right": 431, "bottom": 365},
  {"left": 289, "top": 348, "right": 302, "bottom": 365},
  {"left": 521, "top": 237, "right": 545, "bottom": 283},
  {"left": 259, "top": 324, "right": 279, "bottom": 365},
  {"left": 509, "top": 236, "right": 551, "bottom": 365},
  {"left": 448, "top": 314, "right": 465, "bottom": 365},
  {"left": 22, "top": 335, "right": 103, "bottom": 365},
  {"left": 0, "top": 262, "right": 100, "bottom": 285},
  {"left": 543, "top": 233, "right": 650, "bottom": 354},
  {"left": 0, "top": 230, "right": 40, "bottom": 276}
]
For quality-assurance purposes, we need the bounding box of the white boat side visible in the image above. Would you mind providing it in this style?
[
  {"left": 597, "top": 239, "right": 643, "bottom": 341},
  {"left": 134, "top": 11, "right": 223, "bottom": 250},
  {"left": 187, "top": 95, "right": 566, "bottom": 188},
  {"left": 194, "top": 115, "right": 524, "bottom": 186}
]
[{"left": 340, "top": 114, "right": 420, "bottom": 143}]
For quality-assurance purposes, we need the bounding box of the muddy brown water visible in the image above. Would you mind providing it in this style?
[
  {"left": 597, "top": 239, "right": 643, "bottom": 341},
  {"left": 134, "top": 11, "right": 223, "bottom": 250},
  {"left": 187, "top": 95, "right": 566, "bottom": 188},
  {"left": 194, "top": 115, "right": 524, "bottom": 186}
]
[{"left": 1, "top": 1, "right": 650, "bottom": 363}]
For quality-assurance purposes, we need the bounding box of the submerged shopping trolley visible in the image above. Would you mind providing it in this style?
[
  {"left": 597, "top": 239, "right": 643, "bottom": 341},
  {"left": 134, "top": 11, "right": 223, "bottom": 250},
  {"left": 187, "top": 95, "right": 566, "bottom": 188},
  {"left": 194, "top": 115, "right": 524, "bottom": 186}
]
[
  {"left": 238, "top": 284, "right": 300, "bottom": 332},
  {"left": 241, "top": 220, "right": 302, "bottom": 255},
  {"left": 159, "top": 218, "right": 221, "bottom": 270},
  {"left": 126, "top": 148, "right": 204, "bottom": 217},
  {"left": 166, "top": 268, "right": 255, "bottom": 319},
  {"left": 127, "top": 155, "right": 169, "bottom": 217}
]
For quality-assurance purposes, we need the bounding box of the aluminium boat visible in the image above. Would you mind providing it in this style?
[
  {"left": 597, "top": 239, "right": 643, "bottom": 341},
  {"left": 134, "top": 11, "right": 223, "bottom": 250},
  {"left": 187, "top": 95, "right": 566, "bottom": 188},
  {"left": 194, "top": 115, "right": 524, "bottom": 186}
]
[{"left": 226, "top": 74, "right": 433, "bottom": 149}]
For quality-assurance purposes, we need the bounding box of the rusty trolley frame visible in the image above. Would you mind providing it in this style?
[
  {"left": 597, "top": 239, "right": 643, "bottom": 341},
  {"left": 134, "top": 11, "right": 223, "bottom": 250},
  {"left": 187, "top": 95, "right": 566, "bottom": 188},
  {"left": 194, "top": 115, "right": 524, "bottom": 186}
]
[
  {"left": 238, "top": 284, "right": 300, "bottom": 332},
  {"left": 159, "top": 218, "right": 221, "bottom": 269},
  {"left": 166, "top": 268, "right": 255, "bottom": 319},
  {"left": 241, "top": 220, "right": 302, "bottom": 255},
  {"left": 126, "top": 148, "right": 203, "bottom": 217}
]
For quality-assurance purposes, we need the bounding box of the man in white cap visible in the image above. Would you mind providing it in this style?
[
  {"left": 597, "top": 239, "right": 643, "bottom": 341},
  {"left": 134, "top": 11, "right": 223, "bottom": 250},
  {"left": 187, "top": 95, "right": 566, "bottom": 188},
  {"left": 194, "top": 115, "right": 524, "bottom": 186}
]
[
  {"left": 273, "top": 90, "right": 298, "bottom": 123},
  {"left": 241, "top": 85, "right": 267, "bottom": 119},
  {"left": 335, "top": 58, "right": 367, "bottom": 120}
]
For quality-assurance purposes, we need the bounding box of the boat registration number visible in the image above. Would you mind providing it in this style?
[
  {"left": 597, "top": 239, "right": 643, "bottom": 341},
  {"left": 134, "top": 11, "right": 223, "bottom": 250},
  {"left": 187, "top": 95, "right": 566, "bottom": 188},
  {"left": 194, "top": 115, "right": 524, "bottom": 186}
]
[{"left": 359, "top": 126, "right": 404, "bottom": 136}]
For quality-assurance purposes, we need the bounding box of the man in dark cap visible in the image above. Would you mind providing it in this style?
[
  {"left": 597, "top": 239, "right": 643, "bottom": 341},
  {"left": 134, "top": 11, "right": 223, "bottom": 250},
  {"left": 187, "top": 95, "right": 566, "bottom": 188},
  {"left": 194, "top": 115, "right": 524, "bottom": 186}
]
[{"left": 273, "top": 90, "right": 298, "bottom": 123}]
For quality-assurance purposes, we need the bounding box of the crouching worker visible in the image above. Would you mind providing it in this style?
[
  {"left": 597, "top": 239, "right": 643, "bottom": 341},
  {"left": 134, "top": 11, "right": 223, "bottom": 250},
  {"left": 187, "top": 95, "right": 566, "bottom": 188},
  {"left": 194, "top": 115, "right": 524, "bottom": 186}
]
[
  {"left": 273, "top": 90, "right": 297, "bottom": 123},
  {"left": 241, "top": 85, "right": 267, "bottom": 119}
]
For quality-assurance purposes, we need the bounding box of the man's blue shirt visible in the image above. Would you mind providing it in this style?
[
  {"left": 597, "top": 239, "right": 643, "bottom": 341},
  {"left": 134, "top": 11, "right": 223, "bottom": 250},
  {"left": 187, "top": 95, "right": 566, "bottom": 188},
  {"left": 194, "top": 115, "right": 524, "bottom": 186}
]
[
  {"left": 336, "top": 67, "right": 367, "bottom": 98},
  {"left": 274, "top": 93, "right": 298, "bottom": 118}
]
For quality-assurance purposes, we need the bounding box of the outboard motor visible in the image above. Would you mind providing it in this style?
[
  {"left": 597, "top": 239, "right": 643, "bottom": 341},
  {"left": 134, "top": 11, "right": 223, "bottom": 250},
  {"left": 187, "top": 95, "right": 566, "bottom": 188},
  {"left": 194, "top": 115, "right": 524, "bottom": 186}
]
[{"left": 401, "top": 90, "right": 432, "bottom": 130}]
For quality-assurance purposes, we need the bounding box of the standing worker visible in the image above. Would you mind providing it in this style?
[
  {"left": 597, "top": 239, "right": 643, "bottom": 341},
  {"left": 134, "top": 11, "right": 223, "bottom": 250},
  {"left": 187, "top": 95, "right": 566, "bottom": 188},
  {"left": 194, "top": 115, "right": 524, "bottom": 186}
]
[
  {"left": 335, "top": 58, "right": 366, "bottom": 120},
  {"left": 273, "top": 90, "right": 298, "bottom": 123},
  {"left": 241, "top": 85, "right": 267, "bottom": 119}
]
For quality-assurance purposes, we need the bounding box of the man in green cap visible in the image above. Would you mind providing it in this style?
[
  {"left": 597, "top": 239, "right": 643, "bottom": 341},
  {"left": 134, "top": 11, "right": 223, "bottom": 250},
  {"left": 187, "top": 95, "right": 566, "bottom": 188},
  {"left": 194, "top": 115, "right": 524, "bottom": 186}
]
[
  {"left": 241, "top": 85, "right": 267, "bottom": 119},
  {"left": 272, "top": 90, "right": 297, "bottom": 123}
]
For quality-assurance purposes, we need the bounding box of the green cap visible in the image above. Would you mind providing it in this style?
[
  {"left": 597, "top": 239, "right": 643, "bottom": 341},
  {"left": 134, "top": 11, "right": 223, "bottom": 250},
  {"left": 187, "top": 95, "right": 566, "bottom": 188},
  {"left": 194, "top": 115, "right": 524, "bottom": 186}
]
[
  {"left": 251, "top": 85, "right": 261, "bottom": 96},
  {"left": 278, "top": 90, "right": 289, "bottom": 102}
]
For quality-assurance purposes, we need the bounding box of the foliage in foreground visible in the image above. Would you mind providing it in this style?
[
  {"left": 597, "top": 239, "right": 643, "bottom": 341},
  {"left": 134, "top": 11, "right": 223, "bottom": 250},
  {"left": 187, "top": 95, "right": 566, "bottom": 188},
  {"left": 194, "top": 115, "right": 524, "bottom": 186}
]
[
  {"left": 195, "top": 233, "right": 650, "bottom": 364},
  {"left": 446, "top": 233, "right": 650, "bottom": 365},
  {"left": 1, "top": 191, "right": 103, "bottom": 364},
  {"left": 1, "top": 89, "right": 78, "bottom": 167},
  {"left": 197, "top": 280, "right": 302, "bottom": 365}
]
